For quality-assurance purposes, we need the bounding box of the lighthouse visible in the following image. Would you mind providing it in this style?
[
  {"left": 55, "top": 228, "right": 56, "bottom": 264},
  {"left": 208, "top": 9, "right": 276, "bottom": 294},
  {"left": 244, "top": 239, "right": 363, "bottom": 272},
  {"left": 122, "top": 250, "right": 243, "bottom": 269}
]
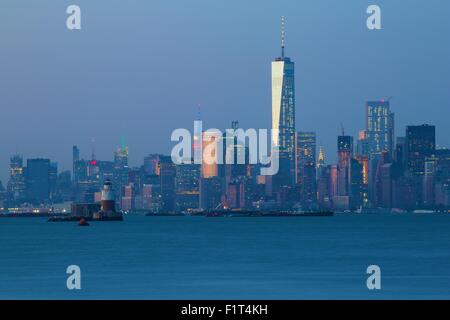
[{"left": 100, "top": 179, "right": 116, "bottom": 212}]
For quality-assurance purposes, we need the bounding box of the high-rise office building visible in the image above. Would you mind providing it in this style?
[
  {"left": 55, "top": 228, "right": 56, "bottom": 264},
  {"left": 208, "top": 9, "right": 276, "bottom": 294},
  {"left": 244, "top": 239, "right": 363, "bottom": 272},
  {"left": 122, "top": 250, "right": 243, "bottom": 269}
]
[
  {"left": 199, "top": 176, "right": 223, "bottom": 210},
  {"left": 366, "top": 101, "right": 394, "bottom": 206},
  {"left": 405, "top": 124, "right": 436, "bottom": 177},
  {"left": 143, "top": 154, "right": 161, "bottom": 176},
  {"left": 49, "top": 162, "right": 58, "bottom": 201},
  {"left": 366, "top": 100, "right": 395, "bottom": 157},
  {"left": 201, "top": 130, "right": 221, "bottom": 178},
  {"left": 7, "top": 155, "right": 26, "bottom": 203},
  {"left": 272, "top": 17, "right": 296, "bottom": 190},
  {"left": 142, "top": 175, "right": 162, "bottom": 212},
  {"left": 113, "top": 142, "right": 129, "bottom": 205},
  {"left": 72, "top": 145, "right": 80, "bottom": 181},
  {"left": 159, "top": 155, "right": 176, "bottom": 212},
  {"left": 405, "top": 124, "right": 436, "bottom": 206},
  {"left": 295, "top": 132, "right": 316, "bottom": 183},
  {"left": 356, "top": 130, "right": 369, "bottom": 156},
  {"left": 434, "top": 149, "right": 450, "bottom": 207},
  {"left": 337, "top": 135, "right": 353, "bottom": 197},
  {"left": 175, "top": 162, "right": 200, "bottom": 211},
  {"left": 26, "top": 158, "right": 51, "bottom": 204},
  {"left": 295, "top": 132, "right": 317, "bottom": 206}
]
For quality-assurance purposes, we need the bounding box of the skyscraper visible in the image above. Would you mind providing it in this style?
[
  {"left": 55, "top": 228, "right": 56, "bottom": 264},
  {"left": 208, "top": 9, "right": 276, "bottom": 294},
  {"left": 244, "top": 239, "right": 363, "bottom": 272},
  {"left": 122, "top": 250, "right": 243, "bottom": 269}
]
[
  {"left": 143, "top": 154, "right": 161, "bottom": 176},
  {"left": 272, "top": 17, "right": 296, "bottom": 190},
  {"left": 7, "top": 155, "right": 26, "bottom": 203},
  {"left": 113, "top": 141, "right": 129, "bottom": 206},
  {"left": 26, "top": 158, "right": 51, "bottom": 204},
  {"left": 159, "top": 155, "right": 176, "bottom": 212},
  {"left": 405, "top": 124, "right": 436, "bottom": 177},
  {"left": 295, "top": 132, "right": 317, "bottom": 207},
  {"left": 295, "top": 132, "right": 316, "bottom": 184},
  {"left": 366, "top": 100, "right": 395, "bottom": 157},
  {"left": 337, "top": 135, "right": 353, "bottom": 197},
  {"left": 72, "top": 145, "right": 80, "bottom": 181},
  {"left": 201, "top": 130, "right": 221, "bottom": 178},
  {"left": 175, "top": 162, "right": 200, "bottom": 212}
]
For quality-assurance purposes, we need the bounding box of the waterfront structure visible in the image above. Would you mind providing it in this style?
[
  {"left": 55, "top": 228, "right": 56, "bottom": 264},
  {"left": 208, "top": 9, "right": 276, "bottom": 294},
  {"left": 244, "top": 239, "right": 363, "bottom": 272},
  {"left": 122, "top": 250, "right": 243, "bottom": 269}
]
[{"left": 100, "top": 179, "right": 116, "bottom": 212}]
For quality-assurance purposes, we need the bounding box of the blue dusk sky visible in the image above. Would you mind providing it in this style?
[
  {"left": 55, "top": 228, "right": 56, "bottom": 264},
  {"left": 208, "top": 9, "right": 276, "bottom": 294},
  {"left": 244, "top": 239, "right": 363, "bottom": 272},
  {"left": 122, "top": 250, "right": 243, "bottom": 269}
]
[{"left": 0, "top": 0, "right": 449, "bottom": 182}]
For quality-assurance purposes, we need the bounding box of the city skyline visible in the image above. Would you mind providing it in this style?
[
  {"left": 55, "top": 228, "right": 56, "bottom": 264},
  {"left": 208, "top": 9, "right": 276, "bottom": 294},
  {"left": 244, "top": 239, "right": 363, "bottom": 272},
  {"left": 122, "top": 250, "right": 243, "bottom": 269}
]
[
  {"left": 1, "top": 1, "right": 450, "bottom": 184},
  {"left": 3, "top": 1, "right": 450, "bottom": 303}
]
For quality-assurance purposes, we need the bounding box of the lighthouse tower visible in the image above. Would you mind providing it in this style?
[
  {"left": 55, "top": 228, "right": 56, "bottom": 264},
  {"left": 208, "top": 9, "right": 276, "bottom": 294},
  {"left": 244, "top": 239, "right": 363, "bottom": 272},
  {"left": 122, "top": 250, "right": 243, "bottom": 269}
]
[{"left": 101, "top": 179, "right": 116, "bottom": 212}]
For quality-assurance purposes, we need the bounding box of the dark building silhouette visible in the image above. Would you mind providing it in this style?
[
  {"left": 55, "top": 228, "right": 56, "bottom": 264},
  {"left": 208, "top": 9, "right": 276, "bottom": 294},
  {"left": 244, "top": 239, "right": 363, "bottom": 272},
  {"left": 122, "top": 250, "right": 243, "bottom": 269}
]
[
  {"left": 159, "top": 155, "right": 176, "bottom": 212},
  {"left": 405, "top": 125, "right": 436, "bottom": 176},
  {"left": 26, "top": 158, "right": 50, "bottom": 204},
  {"left": 405, "top": 124, "right": 436, "bottom": 206}
]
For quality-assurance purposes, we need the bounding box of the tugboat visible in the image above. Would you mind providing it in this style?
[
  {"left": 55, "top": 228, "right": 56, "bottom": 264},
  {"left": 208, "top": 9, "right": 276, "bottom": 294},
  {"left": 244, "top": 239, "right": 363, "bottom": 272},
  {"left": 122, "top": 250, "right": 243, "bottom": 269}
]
[{"left": 78, "top": 217, "right": 90, "bottom": 226}]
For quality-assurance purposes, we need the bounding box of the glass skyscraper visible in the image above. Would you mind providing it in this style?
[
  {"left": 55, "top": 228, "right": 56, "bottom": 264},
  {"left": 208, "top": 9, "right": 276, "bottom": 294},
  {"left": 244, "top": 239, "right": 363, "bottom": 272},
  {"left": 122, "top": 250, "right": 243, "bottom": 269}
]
[
  {"left": 271, "top": 17, "right": 295, "bottom": 188},
  {"left": 366, "top": 100, "right": 395, "bottom": 157}
]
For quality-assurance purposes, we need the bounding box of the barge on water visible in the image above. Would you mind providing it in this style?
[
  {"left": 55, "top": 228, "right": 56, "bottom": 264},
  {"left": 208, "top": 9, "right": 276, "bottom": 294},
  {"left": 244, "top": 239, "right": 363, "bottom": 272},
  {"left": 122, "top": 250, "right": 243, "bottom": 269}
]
[{"left": 202, "top": 210, "right": 334, "bottom": 217}]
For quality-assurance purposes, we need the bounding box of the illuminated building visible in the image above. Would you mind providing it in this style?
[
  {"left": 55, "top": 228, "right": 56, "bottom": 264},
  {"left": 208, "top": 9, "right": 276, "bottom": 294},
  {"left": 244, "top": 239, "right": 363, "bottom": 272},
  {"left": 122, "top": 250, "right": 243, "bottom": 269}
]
[
  {"left": 144, "top": 154, "right": 161, "bottom": 176},
  {"left": 272, "top": 17, "right": 296, "bottom": 191},
  {"left": 366, "top": 100, "right": 395, "bottom": 157},
  {"left": 356, "top": 130, "right": 369, "bottom": 157},
  {"left": 201, "top": 130, "right": 221, "bottom": 178},
  {"left": 7, "top": 155, "right": 26, "bottom": 203},
  {"left": 175, "top": 161, "right": 200, "bottom": 211},
  {"left": 337, "top": 135, "right": 353, "bottom": 197},
  {"left": 295, "top": 132, "right": 317, "bottom": 207},
  {"left": 113, "top": 141, "right": 129, "bottom": 207}
]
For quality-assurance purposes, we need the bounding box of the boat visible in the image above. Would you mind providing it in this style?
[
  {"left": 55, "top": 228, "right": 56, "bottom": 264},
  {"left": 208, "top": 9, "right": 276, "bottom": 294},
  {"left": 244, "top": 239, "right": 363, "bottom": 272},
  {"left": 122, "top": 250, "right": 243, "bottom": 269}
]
[{"left": 78, "top": 218, "right": 90, "bottom": 226}]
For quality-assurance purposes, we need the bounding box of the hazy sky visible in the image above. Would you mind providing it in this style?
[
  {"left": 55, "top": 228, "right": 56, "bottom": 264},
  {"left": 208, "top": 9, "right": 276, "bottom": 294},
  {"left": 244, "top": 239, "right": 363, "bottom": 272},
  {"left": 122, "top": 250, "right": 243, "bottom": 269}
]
[{"left": 1, "top": 0, "right": 449, "bottom": 182}]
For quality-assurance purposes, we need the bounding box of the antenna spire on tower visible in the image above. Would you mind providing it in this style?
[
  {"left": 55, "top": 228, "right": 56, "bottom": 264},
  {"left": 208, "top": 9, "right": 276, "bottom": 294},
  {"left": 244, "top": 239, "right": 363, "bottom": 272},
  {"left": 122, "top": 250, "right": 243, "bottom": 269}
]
[
  {"left": 91, "top": 138, "right": 96, "bottom": 161},
  {"left": 281, "top": 16, "right": 286, "bottom": 58},
  {"left": 196, "top": 103, "right": 201, "bottom": 120}
]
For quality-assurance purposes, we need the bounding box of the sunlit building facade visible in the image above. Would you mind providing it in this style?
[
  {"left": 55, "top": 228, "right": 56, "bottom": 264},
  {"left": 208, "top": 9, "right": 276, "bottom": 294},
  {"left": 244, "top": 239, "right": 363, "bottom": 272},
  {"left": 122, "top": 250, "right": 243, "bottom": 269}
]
[{"left": 271, "top": 19, "right": 295, "bottom": 190}]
